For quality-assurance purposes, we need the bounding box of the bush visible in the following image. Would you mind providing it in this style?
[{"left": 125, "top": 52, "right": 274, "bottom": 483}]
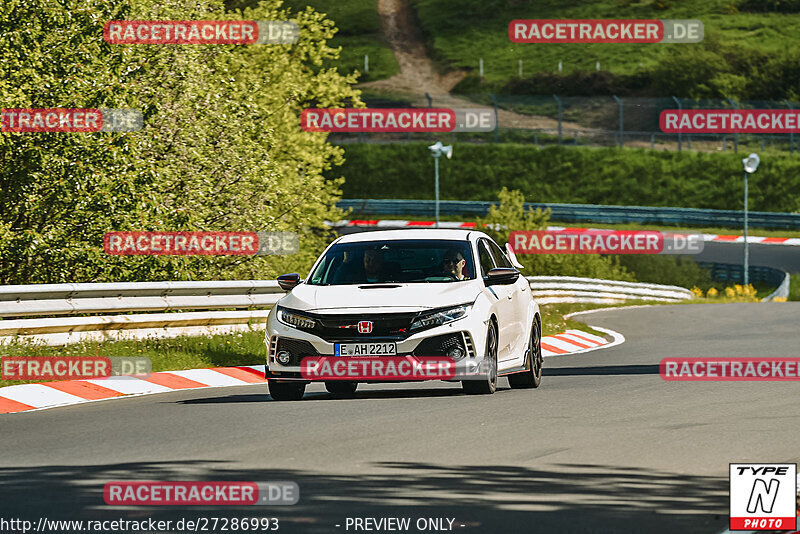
[
  {"left": 616, "top": 255, "right": 715, "bottom": 290},
  {"left": 332, "top": 143, "right": 800, "bottom": 213},
  {"left": 475, "top": 188, "right": 634, "bottom": 280}
]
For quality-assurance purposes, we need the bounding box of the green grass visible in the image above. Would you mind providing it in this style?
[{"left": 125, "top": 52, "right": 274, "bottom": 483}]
[
  {"left": 789, "top": 274, "right": 800, "bottom": 301},
  {"left": 411, "top": 0, "right": 800, "bottom": 88},
  {"left": 541, "top": 301, "right": 635, "bottom": 337}
]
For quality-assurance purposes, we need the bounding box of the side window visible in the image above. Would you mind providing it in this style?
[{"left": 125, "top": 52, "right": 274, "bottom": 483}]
[
  {"left": 487, "top": 240, "right": 513, "bottom": 269},
  {"left": 478, "top": 241, "right": 496, "bottom": 277}
]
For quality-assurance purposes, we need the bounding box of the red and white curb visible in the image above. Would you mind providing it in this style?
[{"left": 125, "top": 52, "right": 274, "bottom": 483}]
[
  {"left": 541, "top": 326, "right": 623, "bottom": 356},
  {"left": 0, "top": 328, "right": 623, "bottom": 414},
  {"left": 334, "top": 220, "right": 800, "bottom": 246},
  {"left": 0, "top": 365, "right": 266, "bottom": 415}
]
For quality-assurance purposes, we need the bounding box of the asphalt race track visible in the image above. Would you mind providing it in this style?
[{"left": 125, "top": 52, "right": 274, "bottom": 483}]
[{"left": 1, "top": 303, "right": 798, "bottom": 534}]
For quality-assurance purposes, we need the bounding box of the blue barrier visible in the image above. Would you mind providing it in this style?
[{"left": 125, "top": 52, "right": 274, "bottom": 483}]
[
  {"left": 337, "top": 199, "right": 800, "bottom": 230},
  {"left": 697, "top": 262, "right": 786, "bottom": 287}
]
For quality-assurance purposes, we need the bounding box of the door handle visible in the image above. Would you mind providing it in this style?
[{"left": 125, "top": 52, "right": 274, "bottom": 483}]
[{"left": 507, "top": 294, "right": 513, "bottom": 300}]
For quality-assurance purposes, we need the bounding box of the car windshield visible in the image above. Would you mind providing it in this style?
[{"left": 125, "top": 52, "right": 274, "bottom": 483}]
[{"left": 308, "top": 239, "right": 476, "bottom": 285}]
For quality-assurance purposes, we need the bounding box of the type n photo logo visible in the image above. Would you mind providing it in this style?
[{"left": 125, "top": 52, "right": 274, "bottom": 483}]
[{"left": 729, "top": 463, "right": 796, "bottom": 531}]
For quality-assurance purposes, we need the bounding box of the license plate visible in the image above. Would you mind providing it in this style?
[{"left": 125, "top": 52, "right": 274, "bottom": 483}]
[{"left": 334, "top": 343, "right": 397, "bottom": 356}]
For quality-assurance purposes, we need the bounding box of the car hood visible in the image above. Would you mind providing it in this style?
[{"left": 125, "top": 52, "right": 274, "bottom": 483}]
[{"left": 280, "top": 281, "right": 480, "bottom": 313}]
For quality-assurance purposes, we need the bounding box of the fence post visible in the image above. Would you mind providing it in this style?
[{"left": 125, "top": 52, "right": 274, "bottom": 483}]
[
  {"left": 558, "top": 60, "right": 562, "bottom": 73},
  {"left": 672, "top": 96, "right": 682, "bottom": 152},
  {"left": 365, "top": 54, "right": 369, "bottom": 74},
  {"left": 728, "top": 98, "right": 738, "bottom": 153},
  {"left": 518, "top": 59, "right": 523, "bottom": 77},
  {"left": 479, "top": 58, "right": 484, "bottom": 78},
  {"left": 613, "top": 95, "right": 623, "bottom": 147},
  {"left": 490, "top": 93, "right": 499, "bottom": 143},
  {"left": 553, "top": 94, "right": 562, "bottom": 145},
  {"left": 651, "top": 133, "right": 655, "bottom": 149},
  {"left": 786, "top": 100, "right": 794, "bottom": 154}
]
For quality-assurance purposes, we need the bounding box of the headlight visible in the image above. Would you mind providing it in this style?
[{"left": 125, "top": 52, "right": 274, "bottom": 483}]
[
  {"left": 410, "top": 305, "right": 470, "bottom": 331},
  {"left": 277, "top": 307, "right": 316, "bottom": 330}
]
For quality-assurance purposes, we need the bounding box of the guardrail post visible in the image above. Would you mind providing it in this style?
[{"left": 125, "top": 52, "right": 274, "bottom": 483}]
[
  {"left": 613, "top": 95, "right": 623, "bottom": 147},
  {"left": 553, "top": 94, "right": 562, "bottom": 145}
]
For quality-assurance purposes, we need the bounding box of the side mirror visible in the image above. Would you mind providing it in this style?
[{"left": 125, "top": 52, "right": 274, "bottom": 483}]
[
  {"left": 277, "top": 273, "right": 301, "bottom": 291},
  {"left": 485, "top": 267, "right": 520, "bottom": 286}
]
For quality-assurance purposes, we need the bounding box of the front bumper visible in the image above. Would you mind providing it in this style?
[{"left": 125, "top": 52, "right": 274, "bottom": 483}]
[{"left": 265, "top": 314, "right": 490, "bottom": 382}]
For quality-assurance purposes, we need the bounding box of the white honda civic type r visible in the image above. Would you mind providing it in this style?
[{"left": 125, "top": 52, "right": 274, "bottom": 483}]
[{"left": 264, "top": 229, "right": 542, "bottom": 401}]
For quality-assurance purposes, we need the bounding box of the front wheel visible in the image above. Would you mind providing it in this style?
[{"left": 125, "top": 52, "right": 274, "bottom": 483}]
[
  {"left": 462, "top": 322, "right": 498, "bottom": 395},
  {"left": 508, "top": 316, "right": 543, "bottom": 389},
  {"left": 268, "top": 380, "right": 306, "bottom": 401}
]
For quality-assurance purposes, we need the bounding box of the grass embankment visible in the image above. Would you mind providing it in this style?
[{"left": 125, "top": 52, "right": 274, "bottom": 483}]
[
  {"left": 412, "top": 0, "right": 800, "bottom": 100},
  {"left": 280, "top": 0, "right": 399, "bottom": 82}
]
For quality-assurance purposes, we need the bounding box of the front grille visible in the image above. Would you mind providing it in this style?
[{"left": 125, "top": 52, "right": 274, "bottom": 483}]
[
  {"left": 412, "top": 333, "right": 466, "bottom": 357},
  {"left": 312, "top": 312, "right": 418, "bottom": 342}
]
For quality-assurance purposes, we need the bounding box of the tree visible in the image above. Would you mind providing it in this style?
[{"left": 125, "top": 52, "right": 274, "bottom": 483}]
[{"left": 0, "top": 0, "right": 360, "bottom": 283}]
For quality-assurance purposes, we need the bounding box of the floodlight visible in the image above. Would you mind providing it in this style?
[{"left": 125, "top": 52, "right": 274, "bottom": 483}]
[{"left": 742, "top": 153, "right": 760, "bottom": 174}]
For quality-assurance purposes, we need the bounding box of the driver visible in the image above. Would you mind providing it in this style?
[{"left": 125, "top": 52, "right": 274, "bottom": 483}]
[
  {"left": 364, "top": 248, "right": 386, "bottom": 282},
  {"left": 442, "top": 249, "right": 466, "bottom": 280}
]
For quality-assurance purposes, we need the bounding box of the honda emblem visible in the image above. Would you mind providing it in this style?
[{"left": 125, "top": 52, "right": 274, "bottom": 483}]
[{"left": 357, "top": 321, "right": 373, "bottom": 334}]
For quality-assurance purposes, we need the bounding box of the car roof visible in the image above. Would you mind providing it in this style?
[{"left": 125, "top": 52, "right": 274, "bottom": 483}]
[{"left": 335, "top": 229, "right": 490, "bottom": 244}]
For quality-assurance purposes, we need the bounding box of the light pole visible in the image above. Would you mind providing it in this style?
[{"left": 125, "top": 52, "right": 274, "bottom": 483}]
[
  {"left": 428, "top": 142, "right": 453, "bottom": 228},
  {"left": 741, "top": 153, "right": 760, "bottom": 286}
]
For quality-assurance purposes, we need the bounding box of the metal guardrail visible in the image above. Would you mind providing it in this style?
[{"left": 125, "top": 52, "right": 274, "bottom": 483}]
[
  {"left": 0, "top": 277, "right": 693, "bottom": 345},
  {"left": 0, "top": 281, "right": 284, "bottom": 318},
  {"left": 528, "top": 276, "right": 693, "bottom": 305},
  {"left": 337, "top": 199, "right": 800, "bottom": 230}
]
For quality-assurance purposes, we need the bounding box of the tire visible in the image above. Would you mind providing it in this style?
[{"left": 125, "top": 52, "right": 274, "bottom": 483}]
[
  {"left": 508, "top": 316, "right": 543, "bottom": 389},
  {"left": 268, "top": 380, "right": 306, "bottom": 401},
  {"left": 325, "top": 381, "right": 358, "bottom": 396},
  {"left": 462, "top": 321, "right": 498, "bottom": 395}
]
